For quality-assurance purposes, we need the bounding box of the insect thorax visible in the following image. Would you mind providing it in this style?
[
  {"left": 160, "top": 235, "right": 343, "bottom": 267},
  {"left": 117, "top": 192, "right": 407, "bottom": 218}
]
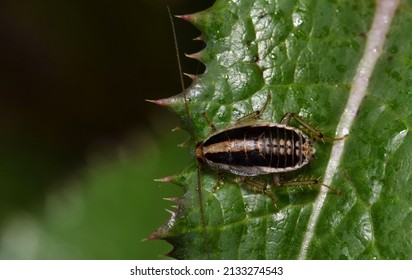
[{"left": 196, "top": 124, "right": 316, "bottom": 176}]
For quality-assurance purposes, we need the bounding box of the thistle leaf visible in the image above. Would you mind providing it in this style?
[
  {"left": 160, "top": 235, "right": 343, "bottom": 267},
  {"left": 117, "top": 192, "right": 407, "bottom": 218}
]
[{"left": 157, "top": 0, "right": 411, "bottom": 259}]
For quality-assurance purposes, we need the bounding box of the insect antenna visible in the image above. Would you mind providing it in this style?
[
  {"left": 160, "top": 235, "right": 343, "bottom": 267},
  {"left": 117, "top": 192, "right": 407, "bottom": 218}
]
[
  {"left": 167, "top": 6, "right": 185, "bottom": 94},
  {"left": 167, "top": 6, "right": 198, "bottom": 144},
  {"left": 167, "top": 6, "right": 209, "bottom": 257}
]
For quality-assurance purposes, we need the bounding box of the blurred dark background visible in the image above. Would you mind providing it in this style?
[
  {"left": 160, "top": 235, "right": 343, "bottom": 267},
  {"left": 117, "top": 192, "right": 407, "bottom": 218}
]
[{"left": 0, "top": 0, "right": 214, "bottom": 259}]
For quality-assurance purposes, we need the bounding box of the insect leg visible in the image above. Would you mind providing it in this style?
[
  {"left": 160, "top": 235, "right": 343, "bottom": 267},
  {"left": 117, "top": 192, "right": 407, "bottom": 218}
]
[
  {"left": 236, "top": 176, "right": 280, "bottom": 211},
  {"left": 200, "top": 112, "right": 218, "bottom": 132},
  {"left": 280, "top": 113, "right": 324, "bottom": 140},
  {"left": 280, "top": 113, "right": 349, "bottom": 142},
  {"left": 235, "top": 93, "right": 272, "bottom": 124},
  {"left": 273, "top": 174, "right": 344, "bottom": 196}
]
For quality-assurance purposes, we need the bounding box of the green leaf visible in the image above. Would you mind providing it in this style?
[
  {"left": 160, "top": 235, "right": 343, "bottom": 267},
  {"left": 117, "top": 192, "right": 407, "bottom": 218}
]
[{"left": 155, "top": 0, "right": 412, "bottom": 259}]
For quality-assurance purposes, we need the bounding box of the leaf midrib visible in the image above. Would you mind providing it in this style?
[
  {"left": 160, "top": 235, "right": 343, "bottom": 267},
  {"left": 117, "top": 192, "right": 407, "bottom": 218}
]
[{"left": 297, "top": 0, "right": 400, "bottom": 259}]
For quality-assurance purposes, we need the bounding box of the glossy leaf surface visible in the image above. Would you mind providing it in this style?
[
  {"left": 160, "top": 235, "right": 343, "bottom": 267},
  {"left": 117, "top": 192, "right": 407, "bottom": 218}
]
[{"left": 155, "top": 0, "right": 411, "bottom": 259}]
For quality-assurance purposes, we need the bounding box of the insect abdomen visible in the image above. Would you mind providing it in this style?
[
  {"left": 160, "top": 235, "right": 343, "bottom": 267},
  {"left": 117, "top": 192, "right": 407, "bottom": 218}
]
[{"left": 197, "top": 124, "right": 315, "bottom": 175}]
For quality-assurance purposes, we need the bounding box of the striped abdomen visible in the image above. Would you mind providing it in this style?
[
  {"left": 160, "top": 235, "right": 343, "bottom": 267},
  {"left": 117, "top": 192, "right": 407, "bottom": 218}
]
[{"left": 195, "top": 123, "right": 315, "bottom": 176}]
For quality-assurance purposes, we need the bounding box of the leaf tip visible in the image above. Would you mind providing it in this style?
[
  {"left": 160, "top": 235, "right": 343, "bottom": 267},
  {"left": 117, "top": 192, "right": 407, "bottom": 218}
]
[
  {"left": 163, "top": 197, "right": 180, "bottom": 203},
  {"left": 145, "top": 98, "right": 169, "bottom": 106},
  {"left": 154, "top": 175, "right": 176, "bottom": 183},
  {"left": 148, "top": 207, "right": 179, "bottom": 241},
  {"left": 177, "top": 138, "right": 190, "bottom": 148},
  {"left": 183, "top": 72, "right": 198, "bottom": 81},
  {"left": 175, "top": 14, "right": 192, "bottom": 22},
  {"left": 185, "top": 52, "right": 201, "bottom": 60},
  {"left": 193, "top": 34, "right": 205, "bottom": 41},
  {"left": 171, "top": 126, "right": 182, "bottom": 132}
]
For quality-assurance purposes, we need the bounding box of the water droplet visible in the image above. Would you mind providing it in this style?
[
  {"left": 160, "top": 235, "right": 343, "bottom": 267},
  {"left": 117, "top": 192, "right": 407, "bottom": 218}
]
[
  {"left": 369, "top": 178, "right": 382, "bottom": 204},
  {"left": 386, "top": 129, "right": 408, "bottom": 154},
  {"left": 292, "top": 13, "right": 303, "bottom": 27}
]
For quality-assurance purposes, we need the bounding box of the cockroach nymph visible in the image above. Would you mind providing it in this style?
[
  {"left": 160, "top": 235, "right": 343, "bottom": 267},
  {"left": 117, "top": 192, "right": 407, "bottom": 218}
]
[{"left": 190, "top": 94, "right": 342, "bottom": 211}]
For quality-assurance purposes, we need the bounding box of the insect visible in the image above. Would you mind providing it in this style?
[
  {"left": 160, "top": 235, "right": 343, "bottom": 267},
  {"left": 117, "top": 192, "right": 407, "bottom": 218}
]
[
  {"left": 193, "top": 94, "right": 342, "bottom": 211},
  {"left": 196, "top": 114, "right": 317, "bottom": 177}
]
